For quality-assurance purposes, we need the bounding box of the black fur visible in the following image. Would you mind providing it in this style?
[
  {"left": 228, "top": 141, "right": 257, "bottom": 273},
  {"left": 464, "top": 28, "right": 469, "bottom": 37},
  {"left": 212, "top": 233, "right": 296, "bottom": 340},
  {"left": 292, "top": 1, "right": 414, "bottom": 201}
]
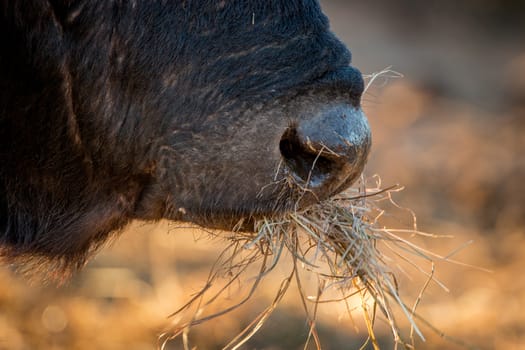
[{"left": 0, "top": 0, "right": 366, "bottom": 273}]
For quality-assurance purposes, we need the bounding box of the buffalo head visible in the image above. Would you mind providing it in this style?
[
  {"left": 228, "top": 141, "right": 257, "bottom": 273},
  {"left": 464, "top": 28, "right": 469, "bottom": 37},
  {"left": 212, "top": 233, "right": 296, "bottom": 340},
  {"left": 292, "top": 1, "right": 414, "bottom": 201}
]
[{"left": 0, "top": 0, "right": 370, "bottom": 270}]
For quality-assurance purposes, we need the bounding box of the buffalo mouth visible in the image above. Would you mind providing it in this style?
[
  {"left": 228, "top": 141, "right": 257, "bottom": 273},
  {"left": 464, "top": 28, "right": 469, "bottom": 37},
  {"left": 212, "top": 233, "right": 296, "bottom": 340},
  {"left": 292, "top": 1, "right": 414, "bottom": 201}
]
[
  {"left": 172, "top": 164, "right": 367, "bottom": 233},
  {"left": 167, "top": 106, "right": 371, "bottom": 232}
]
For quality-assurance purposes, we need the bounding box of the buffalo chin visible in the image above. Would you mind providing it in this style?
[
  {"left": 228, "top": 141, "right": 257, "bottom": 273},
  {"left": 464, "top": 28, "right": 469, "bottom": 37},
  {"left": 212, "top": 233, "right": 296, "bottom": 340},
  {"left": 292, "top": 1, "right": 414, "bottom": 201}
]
[{"left": 169, "top": 178, "right": 361, "bottom": 233}]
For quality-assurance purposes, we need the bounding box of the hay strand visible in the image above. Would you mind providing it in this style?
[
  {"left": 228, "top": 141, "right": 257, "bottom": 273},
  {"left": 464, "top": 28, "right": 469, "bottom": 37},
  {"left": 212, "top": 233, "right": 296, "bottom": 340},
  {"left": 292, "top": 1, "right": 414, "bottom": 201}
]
[{"left": 159, "top": 173, "right": 464, "bottom": 349}]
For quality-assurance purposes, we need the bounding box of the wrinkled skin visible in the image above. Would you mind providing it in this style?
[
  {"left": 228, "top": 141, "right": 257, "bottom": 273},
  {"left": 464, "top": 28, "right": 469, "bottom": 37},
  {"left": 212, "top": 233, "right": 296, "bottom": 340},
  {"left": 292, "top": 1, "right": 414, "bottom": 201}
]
[{"left": 0, "top": 0, "right": 370, "bottom": 271}]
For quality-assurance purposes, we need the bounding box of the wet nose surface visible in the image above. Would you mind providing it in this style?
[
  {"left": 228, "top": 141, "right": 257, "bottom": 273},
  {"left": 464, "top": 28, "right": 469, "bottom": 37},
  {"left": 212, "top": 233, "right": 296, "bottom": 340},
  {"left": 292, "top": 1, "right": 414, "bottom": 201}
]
[{"left": 280, "top": 104, "right": 371, "bottom": 198}]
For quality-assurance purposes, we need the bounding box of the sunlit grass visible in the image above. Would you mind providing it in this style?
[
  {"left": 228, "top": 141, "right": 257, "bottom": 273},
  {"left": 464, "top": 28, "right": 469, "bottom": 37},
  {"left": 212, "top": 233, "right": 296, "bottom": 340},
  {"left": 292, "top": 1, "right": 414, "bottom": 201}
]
[{"left": 159, "top": 174, "right": 464, "bottom": 350}]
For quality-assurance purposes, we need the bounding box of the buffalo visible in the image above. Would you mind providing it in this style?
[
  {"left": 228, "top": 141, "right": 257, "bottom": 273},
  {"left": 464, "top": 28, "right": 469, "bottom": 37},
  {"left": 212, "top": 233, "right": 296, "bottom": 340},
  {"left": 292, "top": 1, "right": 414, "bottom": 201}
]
[{"left": 0, "top": 0, "right": 371, "bottom": 272}]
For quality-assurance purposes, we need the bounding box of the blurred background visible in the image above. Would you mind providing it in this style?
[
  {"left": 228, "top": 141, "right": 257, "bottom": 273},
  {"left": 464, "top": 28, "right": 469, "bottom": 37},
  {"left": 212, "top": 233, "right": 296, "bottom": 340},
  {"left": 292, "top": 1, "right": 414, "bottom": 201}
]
[{"left": 1, "top": 1, "right": 524, "bottom": 349}]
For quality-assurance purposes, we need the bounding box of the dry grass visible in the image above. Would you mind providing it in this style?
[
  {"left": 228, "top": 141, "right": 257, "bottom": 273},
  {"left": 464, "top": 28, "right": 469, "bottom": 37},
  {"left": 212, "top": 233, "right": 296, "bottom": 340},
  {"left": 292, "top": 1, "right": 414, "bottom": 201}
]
[{"left": 159, "top": 175, "right": 463, "bottom": 350}]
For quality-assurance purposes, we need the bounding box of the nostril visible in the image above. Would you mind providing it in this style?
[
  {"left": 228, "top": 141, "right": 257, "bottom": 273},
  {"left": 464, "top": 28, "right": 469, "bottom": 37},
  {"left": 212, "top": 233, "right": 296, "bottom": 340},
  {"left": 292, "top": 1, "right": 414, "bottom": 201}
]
[
  {"left": 279, "top": 105, "right": 371, "bottom": 197},
  {"left": 279, "top": 127, "right": 335, "bottom": 186}
]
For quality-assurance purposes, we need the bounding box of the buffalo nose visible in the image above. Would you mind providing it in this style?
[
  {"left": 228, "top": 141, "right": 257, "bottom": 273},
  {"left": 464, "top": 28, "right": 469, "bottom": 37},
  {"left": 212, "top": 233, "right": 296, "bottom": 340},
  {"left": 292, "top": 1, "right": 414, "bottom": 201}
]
[{"left": 279, "top": 104, "right": 371, "bottom": 196}]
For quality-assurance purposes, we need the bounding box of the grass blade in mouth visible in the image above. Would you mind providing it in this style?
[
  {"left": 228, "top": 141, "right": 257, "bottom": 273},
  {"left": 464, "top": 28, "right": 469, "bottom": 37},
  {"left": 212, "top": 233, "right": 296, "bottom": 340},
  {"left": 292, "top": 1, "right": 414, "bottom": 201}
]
[{"left": 162, "top": 175, "right": 458, "bottom": 350}]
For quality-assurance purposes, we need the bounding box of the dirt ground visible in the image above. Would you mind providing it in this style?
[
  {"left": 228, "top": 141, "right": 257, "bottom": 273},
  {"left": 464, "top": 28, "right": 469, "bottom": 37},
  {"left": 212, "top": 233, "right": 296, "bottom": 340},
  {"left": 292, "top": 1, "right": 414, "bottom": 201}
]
[{"left": 1, "top": 2, "right": 524, "bottom": 350}]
